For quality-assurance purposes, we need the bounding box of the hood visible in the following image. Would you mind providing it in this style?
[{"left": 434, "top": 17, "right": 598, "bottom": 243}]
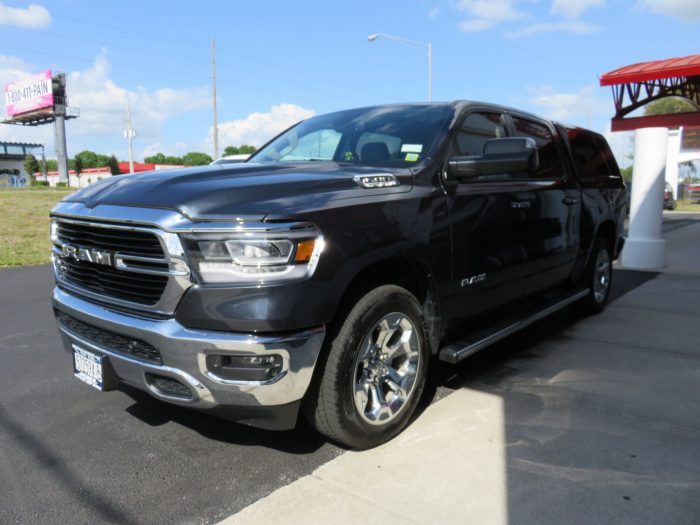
[{"left": 63, "top": 162, "right": 413, "bottom": 221}]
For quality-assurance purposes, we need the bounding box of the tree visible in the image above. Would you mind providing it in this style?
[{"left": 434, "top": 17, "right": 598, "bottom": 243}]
[
  {"left": 144, "top": 151, "right": 213, "bottom": 166},
  {"left": 74, "top": 156, "right": 83, "bottom": 175},
  {"left": 144, "top": 152, "right": 168, "bottom": 164},
  {"left": 620, "top": 165, "right": 633, "bottom": 183},
  {"left": 644, "top": 97, "right": 696, "bottom": 116},
  {"left": 23, "top": 154, "right": 40, "bottom": 176},
  {"left": 223, "top": 145, "right": 256, "bottom": 156},
  {"left": 45, "top": 159, "right": 58, "bottom": 172},
  {"left": 181, "top": 152, "right": 213, "bottom": 166},
  {"left": 107, "top": 155, "right": 120, "bottom": 175}
]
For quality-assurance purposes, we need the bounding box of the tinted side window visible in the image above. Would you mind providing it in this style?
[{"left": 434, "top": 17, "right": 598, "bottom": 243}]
[
  {"left": 456, "top": 113, "right": 506, "bottom": 156},
  {"left": 568, "top": 130, "right": 618, "bottom": 183},
  {"left": 512, "top": 117, "right": 564, "bottom": 179}
]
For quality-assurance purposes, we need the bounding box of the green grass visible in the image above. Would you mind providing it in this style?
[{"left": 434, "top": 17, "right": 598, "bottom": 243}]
[
  {"left": 672, "top": 198, "right": 700, "bottom": 212},
  {"left": 0, "top": 188, "right": 73, "bottom": 267}
]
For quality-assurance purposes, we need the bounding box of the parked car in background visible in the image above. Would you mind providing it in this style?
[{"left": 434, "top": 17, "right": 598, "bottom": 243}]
[
  {"left": 626, "top": 182, "right": 676, "bottom": 214},
  {"left": 211, "top": 154, "right": 250, "bottom": 165},
  {"left": 664, "top": 182, "right": 677, "bottom": 210}
]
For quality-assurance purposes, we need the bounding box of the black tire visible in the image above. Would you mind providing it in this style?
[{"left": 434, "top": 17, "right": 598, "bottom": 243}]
[
  {"left": 576, "top": 237, "right": 613, "bottom": 314},
  {"left": 303, "top": 285, "right": 429, "bottom": 449}
]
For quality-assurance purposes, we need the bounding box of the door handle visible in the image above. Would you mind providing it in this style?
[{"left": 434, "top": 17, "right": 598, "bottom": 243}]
[
  {"left": 562, "top": 197, "right": 578, "bottom": 205},
  {"left": 511, "top": 201, "right": 531, "bottom": 209}
]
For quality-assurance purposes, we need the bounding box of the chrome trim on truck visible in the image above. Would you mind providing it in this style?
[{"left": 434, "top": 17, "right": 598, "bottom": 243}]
[{"left": 53, "top": 287, "right": 326, "bottom": 408}]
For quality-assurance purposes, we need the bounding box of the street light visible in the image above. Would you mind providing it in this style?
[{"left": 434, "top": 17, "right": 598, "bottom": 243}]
[{"left": 367, "top": 33, "right": 432, "bottom": 102}]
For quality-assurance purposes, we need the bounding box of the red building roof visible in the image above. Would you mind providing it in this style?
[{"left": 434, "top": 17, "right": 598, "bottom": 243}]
[{"left": 601, "top": 54, "right": 700, "bottom": 86}]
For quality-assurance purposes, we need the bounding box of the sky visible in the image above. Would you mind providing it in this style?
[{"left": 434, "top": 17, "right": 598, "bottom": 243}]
[{"left": 0, "top": 0, "right": 699, "bottom": 167}]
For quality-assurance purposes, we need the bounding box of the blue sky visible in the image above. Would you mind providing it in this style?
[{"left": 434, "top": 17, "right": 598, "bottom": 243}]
[{"left": 1, "top": 0, "right": 699, "bottom": 166}]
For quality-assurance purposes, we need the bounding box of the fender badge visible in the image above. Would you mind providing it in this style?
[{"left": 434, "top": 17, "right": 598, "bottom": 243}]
[{"left": 353, "top": 174, "right": 399, "bottom": 188}]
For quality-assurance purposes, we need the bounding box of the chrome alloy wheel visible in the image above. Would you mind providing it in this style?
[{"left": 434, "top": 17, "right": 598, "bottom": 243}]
[
  {"left": 352, "top": 312, "right": 421, "bottom": 426},
  {"left": 593, "top": 249, "right": 611, "bottom": 303}
]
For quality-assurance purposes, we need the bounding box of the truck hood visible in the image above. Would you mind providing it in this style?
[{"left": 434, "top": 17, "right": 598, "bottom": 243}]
[{"left": 63, "top": 162, "right": 413, "bottom": 221}]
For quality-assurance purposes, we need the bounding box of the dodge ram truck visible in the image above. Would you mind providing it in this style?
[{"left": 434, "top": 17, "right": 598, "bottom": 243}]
[{"left": 51, "top": 102, "right": 626, "bottom": 449}]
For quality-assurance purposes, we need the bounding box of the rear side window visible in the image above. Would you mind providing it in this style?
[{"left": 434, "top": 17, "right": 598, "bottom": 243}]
[
  {"left": 568, "top": 130, "right": 620, "bottom": 183},
  {"left": 456, "top": 113, "right": 506, "bottom": 156},
  {"left": 512, "top": 117, "right": 564, "bottom": 179}
]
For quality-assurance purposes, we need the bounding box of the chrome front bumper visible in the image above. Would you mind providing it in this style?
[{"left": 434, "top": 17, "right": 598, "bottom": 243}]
[{"left": 52, "top": 287, "right": 325, "bottom": 426}]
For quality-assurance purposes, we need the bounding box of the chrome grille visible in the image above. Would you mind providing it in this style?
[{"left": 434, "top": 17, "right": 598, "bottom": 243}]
[
  {"left": 55, "top": 221, "right": 164, "bottom": 256},
  {"left": 52, "top": 219, "right": 180, "bottom": 309},
  {"left": 58, "top": 257, "right": 168, "bottom": 305}
]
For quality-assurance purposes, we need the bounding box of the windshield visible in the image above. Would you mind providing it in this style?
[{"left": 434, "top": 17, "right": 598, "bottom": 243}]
[{"left": 249, "top": 105, "right": 453, "bottom": 167}]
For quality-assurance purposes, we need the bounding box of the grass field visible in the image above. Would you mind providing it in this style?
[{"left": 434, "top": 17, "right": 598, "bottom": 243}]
[
  {"left": 0, "top": 189, "right": 73, "bottom": 267},
  {"left": 674, "top": 198, "right": 700, "bottom": 212}
]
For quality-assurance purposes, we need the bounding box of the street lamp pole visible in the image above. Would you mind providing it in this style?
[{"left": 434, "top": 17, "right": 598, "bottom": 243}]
[{"left": 367, "top": 33, "right": 432, "bottom": 102}]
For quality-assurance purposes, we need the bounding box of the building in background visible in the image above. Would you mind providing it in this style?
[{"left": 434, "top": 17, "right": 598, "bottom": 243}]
[
  {"left": 0, "top": 141, "right": 44, "bottom": 187},
  {"left": 36, "top": 162, "right": 189, "bottom": 187}
]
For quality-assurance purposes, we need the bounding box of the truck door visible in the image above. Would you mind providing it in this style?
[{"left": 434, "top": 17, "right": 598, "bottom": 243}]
[
  {"left": 443, "top": 111, "right": 533, "bottom": 320},
  {"left": 507, "top": 114, "right": 581, "bottom": 294}
]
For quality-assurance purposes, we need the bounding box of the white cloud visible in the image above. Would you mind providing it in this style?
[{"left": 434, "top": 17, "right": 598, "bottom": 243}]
[
  {"left": 459, "top": 19, "right": 494, "bottom": 32},
  {"left": 428, "top": 6, "right": 441, "bottom": 18},
  {"left": 0, "top": 3, "right": 51, "bottom": 29},
  {"left": 215, "top": 104, "right": 316, "bottom": 149},
  {"left": 456, "top": 0, "right": 525, "bottom": 32},
  {"left": 527, "top": 84, "right": 611, "bottom": 124},
  {"left": 68, "top": 52, "right": 209, "bottom": 139},
  {"left": 551, "top": 0, "right": 606, "bottom": 19},
  {"left": 603, "top": 127, "right": 633, "bottom": 168},
  {"left": 639, "top": 0, "right": 700, "bottom": 19},
  {"left": 505, "top": 20, "right": 600, "bottom": 37},
  {"left": 140, "top": 142, "right": 190, "bottom": 160}
]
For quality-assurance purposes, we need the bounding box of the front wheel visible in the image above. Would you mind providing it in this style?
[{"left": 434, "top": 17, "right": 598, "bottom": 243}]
[
  {"left": 576, "top": 238, "right": 613, "bottom": 314},
  {"left": 303, "top": 285, "right": 429, "bottom": 449}
]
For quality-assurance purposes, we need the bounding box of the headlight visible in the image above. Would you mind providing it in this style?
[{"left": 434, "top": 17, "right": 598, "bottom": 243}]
[{"left": 181, "top": 224, "right": 323, "bottom": 285}]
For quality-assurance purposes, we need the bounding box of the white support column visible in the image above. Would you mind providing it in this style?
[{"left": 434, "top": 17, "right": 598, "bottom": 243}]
[
  {"left": 666, "top": 128, "right": 681, "bottom": 198},
  {"left": 622, "top": 127, "right": 668, "bottom": 270}
]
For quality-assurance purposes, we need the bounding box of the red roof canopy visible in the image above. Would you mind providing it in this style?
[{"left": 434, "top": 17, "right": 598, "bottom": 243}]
[{"left": 601, "top": 54, "right": 700, "bottom": 86}]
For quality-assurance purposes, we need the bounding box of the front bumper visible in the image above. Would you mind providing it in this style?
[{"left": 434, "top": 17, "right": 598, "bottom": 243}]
[{"left": 52, "top": 287, "right": 326, "bottom": 430}]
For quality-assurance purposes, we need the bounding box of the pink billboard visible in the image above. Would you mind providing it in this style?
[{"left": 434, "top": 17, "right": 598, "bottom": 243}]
[{"left": 5, "top": 69, "right": 54, "bottom": 118}]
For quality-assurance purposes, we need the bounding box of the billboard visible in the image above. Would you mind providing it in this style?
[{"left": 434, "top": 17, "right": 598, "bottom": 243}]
[{"left": 4, "top": 70, "right": 54, "bottom": 118}]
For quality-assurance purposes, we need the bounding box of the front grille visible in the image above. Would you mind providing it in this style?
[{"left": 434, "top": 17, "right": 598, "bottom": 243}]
[
  {"left": 56, "top": 221, "right": 164, "bottom": 256},
  {"left": 55, "top": 310, "right": 162, "bottom": 364},
  {"left": 54, "top": 221, "right": 169, "bottom": 306}
]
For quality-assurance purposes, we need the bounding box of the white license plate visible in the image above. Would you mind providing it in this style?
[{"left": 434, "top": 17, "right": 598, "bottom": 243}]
[{"left": 73, "top": 346, "right": 104, "bottom": 390}]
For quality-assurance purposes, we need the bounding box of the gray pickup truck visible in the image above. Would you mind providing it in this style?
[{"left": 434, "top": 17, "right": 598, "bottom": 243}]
[{"left": 51, "top": 102, "right": 626, "bottom": 448}]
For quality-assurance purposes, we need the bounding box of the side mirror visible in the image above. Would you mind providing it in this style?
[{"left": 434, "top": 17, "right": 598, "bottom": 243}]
[{"left": 446, "top": 137, "right": 539, "bottom": 180}]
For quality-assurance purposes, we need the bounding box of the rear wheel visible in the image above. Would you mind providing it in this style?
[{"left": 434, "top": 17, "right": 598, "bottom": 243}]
[
  {"left": 576, "top": 238, "right": 613, "bottom": 314},
  {"left": 303, "top": 285, "right": 429, "bottom": 449}
]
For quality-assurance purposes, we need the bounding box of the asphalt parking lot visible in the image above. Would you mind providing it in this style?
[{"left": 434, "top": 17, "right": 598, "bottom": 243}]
[{"left": 0, "top": 216, "right": 696, "bottom": 525}]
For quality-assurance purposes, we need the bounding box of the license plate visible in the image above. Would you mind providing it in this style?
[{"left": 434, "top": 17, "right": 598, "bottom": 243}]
[{"left": 73, "top": 346, "right": 104, "bottom": 391}]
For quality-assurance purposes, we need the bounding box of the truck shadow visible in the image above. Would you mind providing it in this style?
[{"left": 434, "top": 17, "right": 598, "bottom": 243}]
[
  {"left": 420, "top": 269, "right": 659, "bottom": 415},
  {"left": 121, "top": 386, "right": 331, "bottom": 454}
]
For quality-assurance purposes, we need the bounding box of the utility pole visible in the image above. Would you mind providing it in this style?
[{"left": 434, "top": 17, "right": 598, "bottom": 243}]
[
  {"left": 124, "top": 97, "right": 135, "bottom": 174},
  {"left": 211, "top": 37, "right": 219, "bottom": 160}
]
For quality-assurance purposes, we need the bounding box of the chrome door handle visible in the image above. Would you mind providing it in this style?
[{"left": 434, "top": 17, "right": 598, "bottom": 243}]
[
  {"left": 511, "top": 201, "right": 531, "bottom": 209},
  {"left": 562, "top": 197, "right": 578, "bottom": 205}
]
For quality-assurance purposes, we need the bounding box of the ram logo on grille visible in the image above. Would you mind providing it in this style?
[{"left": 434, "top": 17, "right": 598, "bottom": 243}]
[{"left": 62, "top": 244, "right": 113, "bottom": 267}]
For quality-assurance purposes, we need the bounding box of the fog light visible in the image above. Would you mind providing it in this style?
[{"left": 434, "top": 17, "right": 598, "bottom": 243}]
[{"left": 206, "top": 354, "right": 283, "bottom": 382}]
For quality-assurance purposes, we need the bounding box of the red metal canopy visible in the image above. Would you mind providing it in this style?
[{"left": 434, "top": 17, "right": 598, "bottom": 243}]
[
  {"left": 601, "top": 55, "right": 700, "bottom": 86},
  {"left": 600, "top": 54, "right": 700, "bottom": 131}
]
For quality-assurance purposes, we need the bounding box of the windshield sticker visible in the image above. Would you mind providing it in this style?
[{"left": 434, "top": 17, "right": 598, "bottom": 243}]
[
  {"left": 401, "top": 144, "right": 423, "bottom": 154},
  {"left": 405, "top": 153, "right": 419, "bottom": 162}
]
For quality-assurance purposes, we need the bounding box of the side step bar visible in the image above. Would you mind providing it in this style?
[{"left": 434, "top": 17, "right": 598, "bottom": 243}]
[{"left": 438, "top": 289, "right": 589, "bottom": 364}]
